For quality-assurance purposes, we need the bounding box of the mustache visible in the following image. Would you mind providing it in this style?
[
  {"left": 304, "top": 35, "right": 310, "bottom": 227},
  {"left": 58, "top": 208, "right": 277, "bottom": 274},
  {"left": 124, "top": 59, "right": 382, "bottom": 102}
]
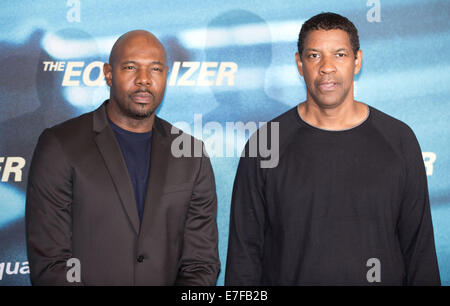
[
  {"left": 316, "top": 78, "right": 339, "bottom": 84},
  {"left": 132, "top": 89, "right": 154, "bottom": 97}
]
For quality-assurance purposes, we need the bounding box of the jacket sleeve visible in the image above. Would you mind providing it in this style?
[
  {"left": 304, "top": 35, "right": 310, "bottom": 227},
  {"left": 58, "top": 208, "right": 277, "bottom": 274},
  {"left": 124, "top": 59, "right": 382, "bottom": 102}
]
[
  {"left": 25, "top": 129, "right": 82, "bottom": 286},
  {"left": 175, "top": 144, "right": 220, "bottom": 285},
  {"left": 225, "top": 144, "right": 266, "bottom": 285},
  {"left": 397, "top": 127, "right": 441, "bottom": 285}
]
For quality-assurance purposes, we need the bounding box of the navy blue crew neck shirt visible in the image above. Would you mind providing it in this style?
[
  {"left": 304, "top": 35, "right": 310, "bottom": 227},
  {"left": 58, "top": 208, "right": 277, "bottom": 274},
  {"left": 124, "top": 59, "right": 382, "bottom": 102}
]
[{"left": 108, "top": 119, "right": 152, "bottom": 222}]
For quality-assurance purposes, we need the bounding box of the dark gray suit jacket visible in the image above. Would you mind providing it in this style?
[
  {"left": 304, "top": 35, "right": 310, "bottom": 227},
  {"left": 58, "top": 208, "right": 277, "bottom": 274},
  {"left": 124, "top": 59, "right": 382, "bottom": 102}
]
[{"left": 25, "top": 101, "right": 220, "bottom": 285}]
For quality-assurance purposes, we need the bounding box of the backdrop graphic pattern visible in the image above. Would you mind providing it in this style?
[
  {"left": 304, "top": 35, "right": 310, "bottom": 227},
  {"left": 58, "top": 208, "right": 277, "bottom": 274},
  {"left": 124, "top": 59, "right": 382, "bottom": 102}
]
[{"left": 0, "top": 0, "right": 449, "bottom": 285}]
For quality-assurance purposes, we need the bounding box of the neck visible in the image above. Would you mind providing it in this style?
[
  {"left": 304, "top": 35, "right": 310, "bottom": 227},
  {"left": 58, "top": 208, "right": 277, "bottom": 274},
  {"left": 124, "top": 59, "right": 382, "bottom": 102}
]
[
  {"left": 299, "top": 98, "right": 368, "bottom": 131},
  {"left": 106, "top": 100, "right": 155, "bottom": 133}
]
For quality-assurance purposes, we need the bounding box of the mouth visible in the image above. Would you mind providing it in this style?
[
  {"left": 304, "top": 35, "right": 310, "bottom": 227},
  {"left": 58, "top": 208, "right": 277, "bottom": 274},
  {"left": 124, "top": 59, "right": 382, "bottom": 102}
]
[
  {"left": 131, "top": 91, "right": 154, "bottom": 104},
  {"left": 318, "top": 81, "right": 338, "bottom": 92}
]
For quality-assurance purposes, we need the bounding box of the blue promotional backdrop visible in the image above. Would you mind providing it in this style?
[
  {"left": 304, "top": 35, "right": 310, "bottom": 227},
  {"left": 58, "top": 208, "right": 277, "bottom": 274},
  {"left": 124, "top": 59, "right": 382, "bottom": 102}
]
[{"left": 0, "top": 0, "right": 449, "bottom": 285}]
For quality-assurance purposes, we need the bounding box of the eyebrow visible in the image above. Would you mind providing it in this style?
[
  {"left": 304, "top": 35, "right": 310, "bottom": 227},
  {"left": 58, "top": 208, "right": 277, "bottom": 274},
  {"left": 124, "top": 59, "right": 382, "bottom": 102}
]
[
  {"left": 303, "top": 48, "right": 320, "bottom": 53},
  {"left": 120, "top": 60, "right": 165, "bottom": 66},
  {"left": 303, "top": 48, "right": 350, "bottom": 53},
  {"left": 150, "top": 61, "right": 165, "bottom": 66}
]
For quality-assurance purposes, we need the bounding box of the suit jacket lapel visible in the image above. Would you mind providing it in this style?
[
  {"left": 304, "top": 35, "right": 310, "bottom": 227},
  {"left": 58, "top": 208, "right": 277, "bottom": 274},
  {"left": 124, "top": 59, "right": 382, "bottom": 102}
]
[
  {"left": 93, "top": 101, "right": 140, "bottom": 235},
  {"left": 139, "top": 116, "right": 171, "bottom": 237}
]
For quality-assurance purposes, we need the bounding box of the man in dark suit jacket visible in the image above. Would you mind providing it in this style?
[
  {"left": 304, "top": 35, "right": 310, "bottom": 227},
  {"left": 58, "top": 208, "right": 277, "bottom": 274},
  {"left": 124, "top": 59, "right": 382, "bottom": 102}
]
[{"left": 25, "top": 30, "right": 220, "bottom": 285}]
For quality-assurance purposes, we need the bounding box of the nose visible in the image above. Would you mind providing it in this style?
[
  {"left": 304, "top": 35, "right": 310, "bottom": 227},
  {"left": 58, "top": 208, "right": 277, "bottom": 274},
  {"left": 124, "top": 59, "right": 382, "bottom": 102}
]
[
  {"left": 320, "top": 56, "right": 336, "bottom": 75},
  {"left": 135, "top": 68, "right": 152, "bottom": 86}
]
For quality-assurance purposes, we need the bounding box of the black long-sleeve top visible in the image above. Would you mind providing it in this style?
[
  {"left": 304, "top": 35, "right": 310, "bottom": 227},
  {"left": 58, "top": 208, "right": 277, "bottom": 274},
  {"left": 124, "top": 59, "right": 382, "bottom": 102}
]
[{"left": 225, "top": 105, "right": 440, "bottom": 285}]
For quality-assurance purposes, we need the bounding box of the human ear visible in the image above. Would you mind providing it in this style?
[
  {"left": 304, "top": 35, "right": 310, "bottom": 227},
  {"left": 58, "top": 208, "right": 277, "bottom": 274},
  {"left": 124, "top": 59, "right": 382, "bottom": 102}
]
[
  {"left": 295, "top": 52, "right": 304, "bottom": 77},
  {"left": 103, "top": 63, "right": 113, "bottom": 87}
]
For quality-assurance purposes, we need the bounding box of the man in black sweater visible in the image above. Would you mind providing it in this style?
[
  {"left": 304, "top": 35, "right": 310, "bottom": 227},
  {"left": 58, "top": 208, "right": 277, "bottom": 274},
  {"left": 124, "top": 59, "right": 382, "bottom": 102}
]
[{"left": 225, "top": 12, "right": 440, "bottom": 285}]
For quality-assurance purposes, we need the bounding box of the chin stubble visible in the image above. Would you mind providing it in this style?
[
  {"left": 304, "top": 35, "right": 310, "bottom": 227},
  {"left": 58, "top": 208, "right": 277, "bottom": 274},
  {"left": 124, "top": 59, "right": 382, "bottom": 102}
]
[{"left": 126, "top": 103, "right": 155, "bottom": 119}]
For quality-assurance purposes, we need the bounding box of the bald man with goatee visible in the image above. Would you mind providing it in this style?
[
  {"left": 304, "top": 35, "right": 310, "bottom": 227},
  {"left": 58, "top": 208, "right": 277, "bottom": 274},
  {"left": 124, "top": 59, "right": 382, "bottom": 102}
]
[{"left": 26, "top": 30, "right": 220, "bottom": 285}]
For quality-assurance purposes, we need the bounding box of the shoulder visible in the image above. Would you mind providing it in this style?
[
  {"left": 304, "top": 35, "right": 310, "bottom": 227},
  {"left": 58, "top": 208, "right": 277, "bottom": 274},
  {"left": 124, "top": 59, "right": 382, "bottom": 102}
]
[
  {"left": 43, "top": 111, "right": 94, "bottom": 142},
  {"left": 156, "top": 116, "right": 202, "bottom": 143},
  {"left": 155, "top": 116, "right": 207, "bottom": 157},
  {"left": 30, "top": 113, "right": 95, "bottom": 175},
  {"left": 267, "top": 105, "right": 299, "bottom": 129},
  {"left": 368, "top": 105, "right": 421, "bottom": 154},
  {"left": 34, "top": 111, "right": 96, "bottom": 164},
  {"left": 248, "top": 106, "right": 299, "bottom": 144},
  {"left": 247, "top": 105, "right": 300, "bottom": 150},
  {"left": 238, "top": 106, "right": 298, "bottom": 169},
  {"left": 369, "top": 106, "right": 415, "bottom": 137}
]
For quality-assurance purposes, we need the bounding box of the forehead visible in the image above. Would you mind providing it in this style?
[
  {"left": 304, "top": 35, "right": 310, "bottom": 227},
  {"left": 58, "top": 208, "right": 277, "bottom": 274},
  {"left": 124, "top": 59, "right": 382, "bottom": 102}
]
[
  {"left": 304, "top": 29, "right": 352, "bottom": 49},
  {"left": 115, "top": 35, "right": 166, "bottom": 64}
]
